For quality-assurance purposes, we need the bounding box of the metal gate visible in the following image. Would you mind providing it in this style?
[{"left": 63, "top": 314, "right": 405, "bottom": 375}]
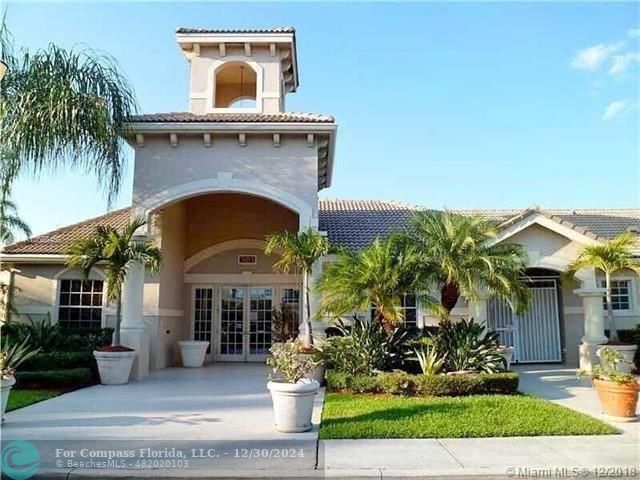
[{"left": 487, "top": 279, "right": 562, "bottom": 363}]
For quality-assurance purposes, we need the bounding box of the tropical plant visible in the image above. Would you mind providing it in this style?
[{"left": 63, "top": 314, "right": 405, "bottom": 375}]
[
  {"left": 66, "top": 217, "right": 161, "bottom": 346},
  {"left": 0, "top": 20, "right": 137, "bottom": 203},
  {"left": 271, "top": 303, "right": 299, "bottom": 343},
  {"left": 315, "top": 317, "right": 410, "bottom": 375},
  {"left": 565, "top": 233, "right": 640, "bottom": 343},
  {"left": 402, "top": 211, "right": 530, "bottom": 319},
  {"left": 317, "top": 236, "right": 436, "bottom": 334},
  {"left": 414, "top": 343, "right": 446, "bottom": 375},
  {"left": 1, "top": 335, "right": 40, "bottom": 379},
  {"left": 264, "top": 228, "right": 330, "bottom": 346},
  {"left": 588, "top": 347, "right": 636, "bottom": 385},
  {"left": 0, "top": 194, "right": 31, "bottom": 245},
  {"left": 430, "top": 318, "right": 505, "bottom": 373},
  {"left": 267, "top": 339, "right": 315, "bottom": 383}
]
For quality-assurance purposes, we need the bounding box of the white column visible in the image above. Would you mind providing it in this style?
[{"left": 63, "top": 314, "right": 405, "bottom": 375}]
[
  {"left": 121, "top": 254, "right": 150, "bottom": 381},
  {"left": 574, "top": 286, "right": 607, "bottom": 372}
]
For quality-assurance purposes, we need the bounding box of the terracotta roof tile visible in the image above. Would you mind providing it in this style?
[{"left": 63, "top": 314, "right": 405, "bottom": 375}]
[
  {"left": 176, "top": 27, "right": 295, "bottom": 34},
  {"left": 129, "top": 112, "right": 334, "bottom": 124},
  {"left": 2, "top": 208, "right": 131, "bottom": 255},
  {"left": 3, "top": 201, "right": 639, "bottom": 256}
]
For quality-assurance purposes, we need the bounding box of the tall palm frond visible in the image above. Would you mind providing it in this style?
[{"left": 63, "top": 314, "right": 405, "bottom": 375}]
[
  {"left": 565, "top": 233, "right": 640, "bottom": 342},
  {"left": 0, "top": 19, "right": 137, "bottom": 204},
  {"left": 318, "top": 236, "right": 438, "bottom": 333},
  {"left": 66, "top": 217, "right": 161, "bottom": 345},
  {"left": 405, "top": 210, "right": 530, "bottom": 319},
  {"left": 265, "top": 228, "right": 330, "bottom": 346},
  {"left": 0, "top": 194, "right": 31, "bottom": 244}
]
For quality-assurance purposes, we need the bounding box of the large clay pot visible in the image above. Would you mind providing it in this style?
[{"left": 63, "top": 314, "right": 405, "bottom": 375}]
[
  {"left": 593, "top": 378, "right": 640, "bottom": 421},
  {"left": 178, "top": 341, "right": 209, "bottom": 368},
  {"left": 94, "top": 350, "right": 136, "bottom": 385},
  {"left": 267, "top": 379, "right": 319, "bottom": 432},
  {"left": 498, "top": 346, "right": 514, "bottom": 371}
]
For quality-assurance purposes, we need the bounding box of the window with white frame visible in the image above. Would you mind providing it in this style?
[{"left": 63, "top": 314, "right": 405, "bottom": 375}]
[
  {"left": 370, "top": 293, "right": 418, "bottom": 328},
  {"left": 600, "top": 279, "right": 631, "bottom": 311},
  {"left": 281, "top": 288, "right": 300, "bottom": 323},
  {"left": 58, "top": 279, "right": 104, "bottom": 328}
]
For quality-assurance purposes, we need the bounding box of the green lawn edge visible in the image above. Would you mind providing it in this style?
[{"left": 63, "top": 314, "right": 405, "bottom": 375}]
[
  {"left": 319, "top": 392, "right": 617, "bottom": 439},
  {"left": 6, "top": 389, "right": 61, "bottom": 412}
]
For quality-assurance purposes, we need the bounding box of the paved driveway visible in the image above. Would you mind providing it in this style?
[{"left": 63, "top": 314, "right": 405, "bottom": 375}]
[{"left": 2, "top": 364, "right": 323, "bottom": 476}]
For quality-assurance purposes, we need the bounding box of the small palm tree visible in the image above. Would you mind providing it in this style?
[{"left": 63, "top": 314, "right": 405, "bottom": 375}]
[
  {"left": 66, "top": 217, "right": 161, "bottom": 346},
  {"left": 405, "top": 211, "right": 530, "bottom": 319},
  {"left": 0, "top": 195, "right": 31, "bottom": 245},
  {"left": 0, "top": 20, "right": 136, "bottom": 203},
  {"left": 265, "top": 228, "right": 330, "bottom": 346},
  {"left": 565, "top": 233, "right": 640, "bottom": 342},
  {"left": 317, "top": 236, "right": 436, "bottom": 334}
]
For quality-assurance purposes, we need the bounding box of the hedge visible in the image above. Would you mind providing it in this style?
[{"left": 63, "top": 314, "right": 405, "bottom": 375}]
[
  {"left": 326, "top": 370, "right": 519, "bottom": 397},
  {"left": 16, "top": 368, "right": 93, "bottom": 387},
  {"left": 20, "top": 351, "right": 95, "bottom": 372}
]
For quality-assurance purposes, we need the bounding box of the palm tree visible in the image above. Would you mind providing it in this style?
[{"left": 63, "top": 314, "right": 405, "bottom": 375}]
[
  {"left": 405, "top": 211, "right": 530, "bottom": 319},
  {"left": 264, "top": 228, "right": 330, "bottom": 346},
  {"left": 0, "top": 20, "right": 136, "bottom": 203},
  {"left": 0, "top": 195, "right": 31, "bottom": 245},
  {"left": 66, "top": 217, "right": 161, "bottom": 346},
  {"left": 565, "top": 233, "right": 640, "bottom": 342},
  {"left": 317, "top": 236, "right": 436, "bottom": 334}
]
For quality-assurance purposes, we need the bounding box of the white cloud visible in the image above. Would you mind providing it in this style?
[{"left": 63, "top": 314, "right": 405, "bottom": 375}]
[
  {"left": 609, "top": 52, "right": 640, "bottom": 75},
  {"left": 603, "top": 100, "right": 627, "bottom": 120},
  {"left": 570, "top": 42, "right": 624, "bottom": 71},
  {"left": 628, "top": 28, "right": 640, "bottom": 38}
]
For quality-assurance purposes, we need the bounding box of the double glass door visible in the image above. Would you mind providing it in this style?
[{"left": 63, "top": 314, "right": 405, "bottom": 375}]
[{"left": 193, "top": 285, "right": 275, "bottom": 362}]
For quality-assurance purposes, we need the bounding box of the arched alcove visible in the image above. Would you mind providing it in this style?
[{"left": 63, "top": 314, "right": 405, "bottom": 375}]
[{"left": 214, "top": 61, "right": 257, "bottom": 108}]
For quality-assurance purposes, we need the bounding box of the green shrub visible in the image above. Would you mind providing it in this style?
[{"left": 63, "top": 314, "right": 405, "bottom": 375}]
[
  {"left": 316, "top": 317, "right": 409, "bottom": 375},
  {"left": 20, "top": 351, "right": 95, "bottom": 371},
  {"left": 3, "top": 319, "right": 112, "bottom": 353},
  {"left": 326, "top": 370, "right": 519, "bottom": 397},
  {"left": 16, "top": 368, "right": 93, "bottom": 387}
]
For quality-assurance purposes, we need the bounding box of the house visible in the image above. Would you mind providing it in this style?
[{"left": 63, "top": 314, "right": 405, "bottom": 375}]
[{"left": 1, "top": 27, "right": 638, "bottom": 380}]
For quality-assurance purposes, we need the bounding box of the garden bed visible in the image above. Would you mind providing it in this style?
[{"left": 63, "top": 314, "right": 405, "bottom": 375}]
[
  {"left": 326, "top": 370, "right": 519, "bottom": 396},
  {"left": 319, "top": 393, "right": 617, "bottom": 439}
]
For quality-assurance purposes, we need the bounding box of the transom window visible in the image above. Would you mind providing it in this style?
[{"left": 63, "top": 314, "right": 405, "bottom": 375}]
[
  {"left": 58, "top": 279, "right": 104, "bottom": 329},
  {"left": 600, "top": 280, "right": 631, "bottom": 311}
]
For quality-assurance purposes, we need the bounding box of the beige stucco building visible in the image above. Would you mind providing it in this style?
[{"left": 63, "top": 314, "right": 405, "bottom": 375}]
[{"left": 1, "top": 27, "right": 639, "bottom": 379}]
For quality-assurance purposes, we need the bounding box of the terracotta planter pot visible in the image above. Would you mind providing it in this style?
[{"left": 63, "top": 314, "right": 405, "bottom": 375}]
[{"left": 593, "top": 378, "right": 640, "bottom": 420}]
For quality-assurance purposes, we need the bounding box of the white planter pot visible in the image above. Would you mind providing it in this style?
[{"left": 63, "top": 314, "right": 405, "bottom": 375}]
[
  {"left": 178, "top": 341, "right": 209, "bottom": 368},
  {"left": 498, "top": 346, "right": 515, "bottom": 371},
  {"left": 94, "top": 350, "right": 136, "bottom": 385},
  {"left": 267, "top": 379, "right": 319, "bottom": 433},
  {"left": 1, "top": 375, "right": 16, "bottom": 422},
  {"left": 599, "top": 345, "right": 638, "bottom": 374}
]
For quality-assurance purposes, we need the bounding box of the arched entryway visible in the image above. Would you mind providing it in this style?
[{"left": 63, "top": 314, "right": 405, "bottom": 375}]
[{"left": 487, "top": 268, "right": 564, "bottom": 363}]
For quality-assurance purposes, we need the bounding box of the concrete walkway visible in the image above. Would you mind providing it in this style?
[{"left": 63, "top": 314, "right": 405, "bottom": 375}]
[{"left": 2, "top": 365, "right": 638, "bottom": 479}]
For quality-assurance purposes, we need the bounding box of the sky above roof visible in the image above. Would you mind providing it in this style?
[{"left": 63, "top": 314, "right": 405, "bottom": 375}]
[{"left": 6, "top": 2, "right": 639, "bottom": 237}]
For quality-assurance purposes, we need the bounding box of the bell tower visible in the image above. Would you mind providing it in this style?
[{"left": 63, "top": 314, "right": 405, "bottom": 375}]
[{"left": 176, "top": 27, "right": 299, "bottom": 115}]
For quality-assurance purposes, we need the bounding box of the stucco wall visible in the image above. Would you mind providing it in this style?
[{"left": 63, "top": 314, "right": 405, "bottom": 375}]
[
  {"left": 132, "top": 135, "right": 319, "bottom": 222},
  {"left": 182, "top": 194, "right": 298, "bottom": 259}
]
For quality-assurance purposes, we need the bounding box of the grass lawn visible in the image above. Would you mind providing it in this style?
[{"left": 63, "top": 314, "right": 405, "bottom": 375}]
[
  {"left": 320, "top": 393, "right": 617, "bottom": 439},
  {"left": 6, "top": 389, "right": 61, "bottom": 412}
]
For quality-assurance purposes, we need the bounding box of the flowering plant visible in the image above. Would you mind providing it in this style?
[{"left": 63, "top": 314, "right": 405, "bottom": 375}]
[{"left": 267, "top": 339, "right": 315, "bottom": 383}]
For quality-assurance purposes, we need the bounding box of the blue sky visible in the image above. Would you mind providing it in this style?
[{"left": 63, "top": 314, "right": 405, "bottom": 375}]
[{"left": 6, "top": 1, "right": 640, "bottom": 236}]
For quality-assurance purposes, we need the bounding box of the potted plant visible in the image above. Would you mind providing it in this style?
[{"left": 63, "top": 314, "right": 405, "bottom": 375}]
[
  {"left": 566, "top": 233, "right": 640, "bottom": 371},
  {"left": 590, "top": 347, "right": 639, "bottom": 421},
  {"left": 67, "top": 217, "right": 161, "bottom": 385},
  {"left": 266, "top": 340, "right": 319, "bottom": 432},
  {"left": 1, "top": 336, "right": 40, "bottom": 421},
  {"left": 178, "top": 340, "right": 209, "bottom": 368}
]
